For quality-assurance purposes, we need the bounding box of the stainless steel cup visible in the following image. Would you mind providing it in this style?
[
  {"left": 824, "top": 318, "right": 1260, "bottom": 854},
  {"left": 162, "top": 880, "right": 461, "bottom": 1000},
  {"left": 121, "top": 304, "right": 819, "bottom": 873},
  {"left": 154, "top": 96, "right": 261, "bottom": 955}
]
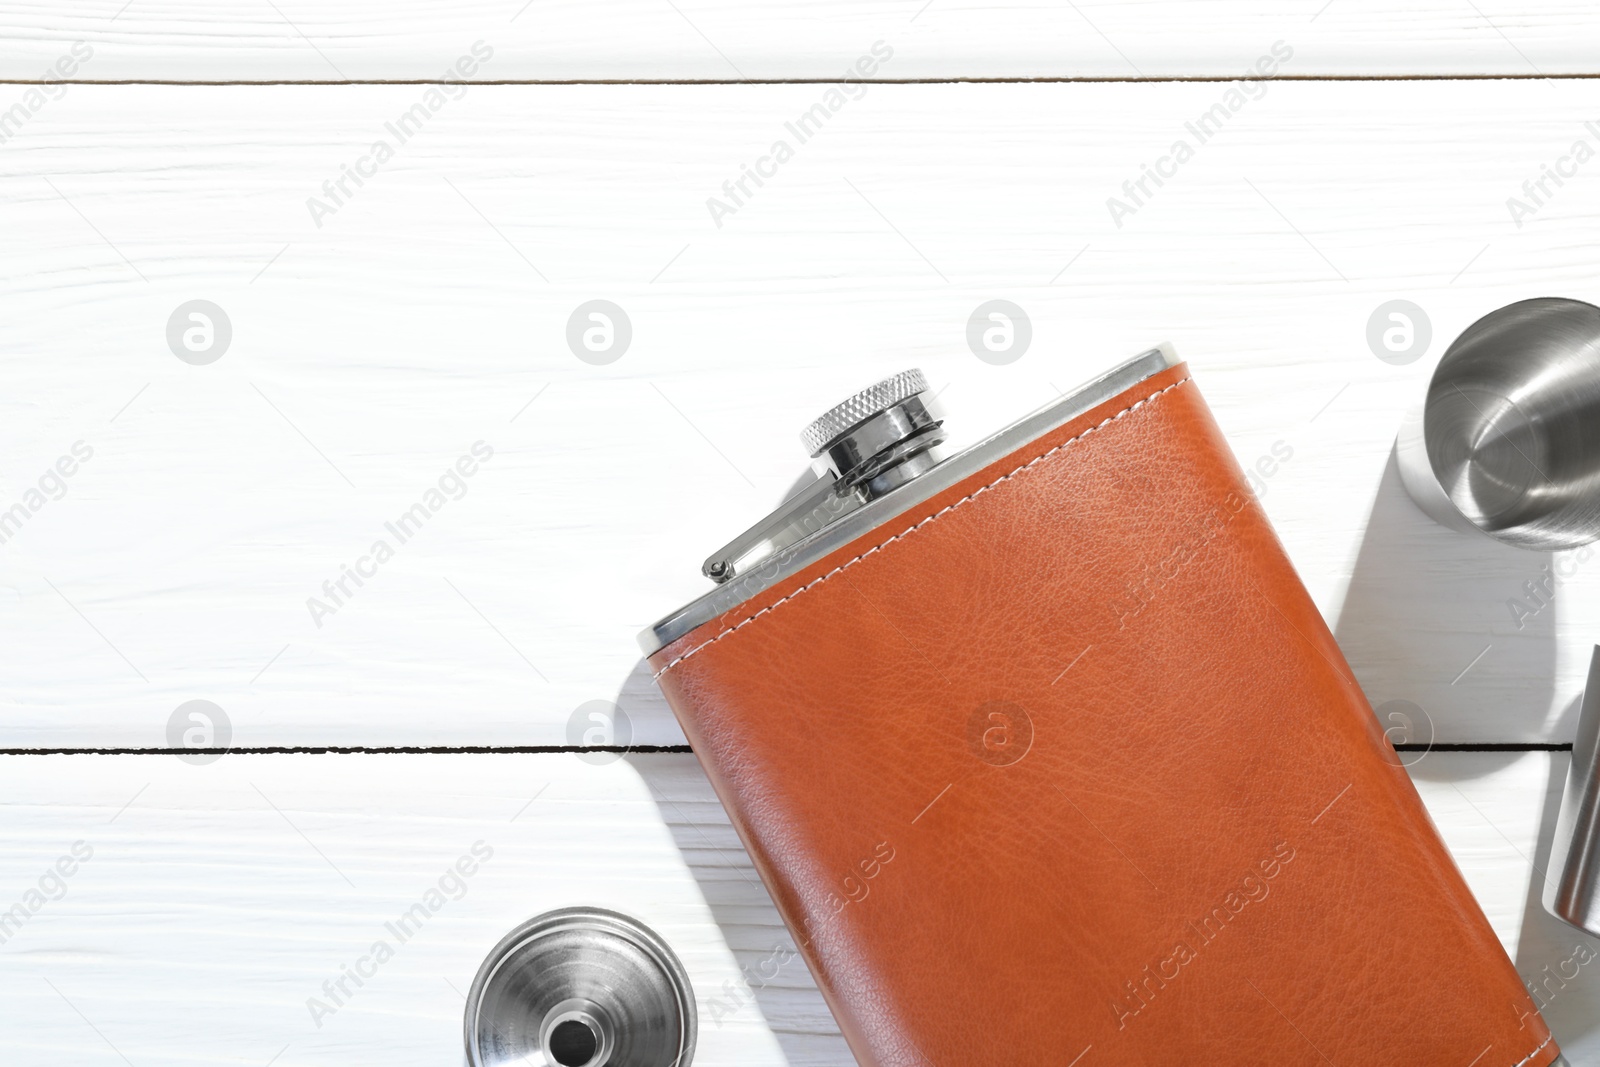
[
  {"left": 1546, "top": 646, "right": 1600, "bottom": 939},
  {"left": 1397, "top": 298, "right": 1600, "bottom": 549}
]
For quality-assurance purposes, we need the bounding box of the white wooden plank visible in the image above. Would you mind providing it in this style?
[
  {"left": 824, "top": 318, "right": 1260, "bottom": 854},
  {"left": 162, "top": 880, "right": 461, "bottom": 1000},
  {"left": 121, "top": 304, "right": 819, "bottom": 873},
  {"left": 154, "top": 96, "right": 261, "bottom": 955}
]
[
  {"left": 0, "top": 751, "right": 1594, "bottom": 1064},
  {"left": 0, "top": 753, "right": 847, "bottom": 1066},
  {"left": 3, "top": 81, "right": 1600, "bottom": 745},
  {"left": 1, "top": 1, "right": 1599, "bottom": 80}
]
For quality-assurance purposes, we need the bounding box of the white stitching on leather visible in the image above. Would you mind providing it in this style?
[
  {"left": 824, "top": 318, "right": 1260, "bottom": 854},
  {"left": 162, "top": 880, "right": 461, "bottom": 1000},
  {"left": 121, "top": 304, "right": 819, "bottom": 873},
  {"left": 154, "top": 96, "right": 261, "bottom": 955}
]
[
  {"left": 653, "top": 376, "right": 1192, "bottom": 679},
  {"left": 1509, "top": 1033, "right": 1555, "bottom": 1067}
]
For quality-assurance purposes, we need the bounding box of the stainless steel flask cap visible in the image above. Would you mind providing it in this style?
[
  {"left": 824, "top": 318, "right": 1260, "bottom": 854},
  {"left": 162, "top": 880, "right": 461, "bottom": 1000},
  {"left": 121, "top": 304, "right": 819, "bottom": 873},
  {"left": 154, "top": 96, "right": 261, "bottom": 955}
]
[
  {"left": 464, "top": 908, "right": 696, "bottom": 1067},
  {"left": 642, "top": 347, "right": 1179, "bottom": 656},
  {"left": 701, "top": 368, "right": 947, "bottom": 583},
  {"left": 1397, "top": 297, "right": 1600, "bottom": 549},
  {"left": 798, "top": 366, "right": 946, "bottom": 496}
]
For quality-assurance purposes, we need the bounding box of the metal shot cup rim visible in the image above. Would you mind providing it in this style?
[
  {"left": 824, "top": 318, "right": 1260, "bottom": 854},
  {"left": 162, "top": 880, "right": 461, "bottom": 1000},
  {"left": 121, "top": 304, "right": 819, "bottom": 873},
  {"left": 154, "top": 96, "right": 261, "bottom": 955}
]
[
  {"left": 463, "top": 906, "right": 697, "bottom": 1067},
  {"left": 1397, "top": 297, "right": 1600, "bottom": 551}
]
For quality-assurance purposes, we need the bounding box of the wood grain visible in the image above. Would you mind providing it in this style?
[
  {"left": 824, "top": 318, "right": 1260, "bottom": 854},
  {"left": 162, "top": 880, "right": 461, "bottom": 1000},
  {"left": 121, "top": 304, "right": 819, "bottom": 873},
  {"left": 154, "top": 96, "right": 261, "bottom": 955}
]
[
  {"left": 2, "top": 1, "right": 1599, "bottom": 81},
  {"left": 0, "top": 751, "right": 1592, "bottom": 1065},
  {"left": 4, "top": 11, "right": 1596, "bottom": 1064},
  {"left": 0, "top": 753, "right": 846, "bottom": 1065},
  {"left": 5, "top": 82, "right": 1600, "bottom": 745}
]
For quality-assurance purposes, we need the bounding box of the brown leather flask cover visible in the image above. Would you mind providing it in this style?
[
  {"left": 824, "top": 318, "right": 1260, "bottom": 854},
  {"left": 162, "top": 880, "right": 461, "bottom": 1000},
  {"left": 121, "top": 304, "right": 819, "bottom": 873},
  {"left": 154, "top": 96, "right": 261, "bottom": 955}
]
[{"left": 649, "top": 362, "right": 1559, "bottom": 1066}]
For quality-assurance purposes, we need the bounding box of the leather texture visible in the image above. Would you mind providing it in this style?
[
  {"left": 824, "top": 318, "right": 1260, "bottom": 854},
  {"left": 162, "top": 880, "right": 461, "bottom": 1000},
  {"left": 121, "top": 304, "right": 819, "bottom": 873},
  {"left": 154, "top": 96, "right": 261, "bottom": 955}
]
[{"left": 650, "top": 363, "right": 1559, "bottom": 1067}]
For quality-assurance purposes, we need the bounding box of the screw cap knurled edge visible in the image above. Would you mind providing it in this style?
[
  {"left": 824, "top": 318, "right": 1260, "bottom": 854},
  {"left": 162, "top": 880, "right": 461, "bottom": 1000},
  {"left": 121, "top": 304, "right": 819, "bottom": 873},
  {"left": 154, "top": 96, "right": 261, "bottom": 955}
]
[{"left": 799, "top": 369, "right": 929, "bottom": 457}]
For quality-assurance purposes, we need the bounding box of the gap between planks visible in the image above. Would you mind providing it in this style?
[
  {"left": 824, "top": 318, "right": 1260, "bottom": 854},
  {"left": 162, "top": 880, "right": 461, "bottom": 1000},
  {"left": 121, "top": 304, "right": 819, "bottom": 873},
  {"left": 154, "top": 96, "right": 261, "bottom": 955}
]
[{"left": 5, "top": 73, "right": 1600, "bottom": 87}]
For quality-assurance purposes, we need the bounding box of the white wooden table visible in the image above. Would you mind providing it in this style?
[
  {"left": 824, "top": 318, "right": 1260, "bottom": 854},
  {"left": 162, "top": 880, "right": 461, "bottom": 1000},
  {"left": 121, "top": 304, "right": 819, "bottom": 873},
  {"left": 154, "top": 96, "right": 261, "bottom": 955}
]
[{"left": 4, "top": 4, "right": 1600, "bottom": 1063}]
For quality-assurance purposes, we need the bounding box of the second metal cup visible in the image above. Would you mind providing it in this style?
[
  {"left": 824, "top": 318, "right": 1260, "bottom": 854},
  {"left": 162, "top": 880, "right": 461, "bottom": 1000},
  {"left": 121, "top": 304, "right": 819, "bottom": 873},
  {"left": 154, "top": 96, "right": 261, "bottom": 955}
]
[{"left": 1397, "top": 297, "right": 1600, "bottom": 550}]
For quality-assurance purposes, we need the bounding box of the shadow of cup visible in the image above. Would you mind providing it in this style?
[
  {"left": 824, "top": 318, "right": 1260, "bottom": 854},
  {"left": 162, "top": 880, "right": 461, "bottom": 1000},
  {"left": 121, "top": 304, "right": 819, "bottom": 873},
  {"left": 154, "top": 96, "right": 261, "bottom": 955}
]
[{"left": 1337, "top": 447, "right": 1559, "bottom": 757}]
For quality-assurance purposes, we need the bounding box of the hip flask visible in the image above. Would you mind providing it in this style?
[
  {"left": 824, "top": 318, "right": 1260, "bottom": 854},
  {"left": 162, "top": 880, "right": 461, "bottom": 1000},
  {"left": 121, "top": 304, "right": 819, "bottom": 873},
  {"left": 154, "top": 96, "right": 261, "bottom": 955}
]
[{"left": 639, "top": 347, "right": 1559, "bottom": 1067}]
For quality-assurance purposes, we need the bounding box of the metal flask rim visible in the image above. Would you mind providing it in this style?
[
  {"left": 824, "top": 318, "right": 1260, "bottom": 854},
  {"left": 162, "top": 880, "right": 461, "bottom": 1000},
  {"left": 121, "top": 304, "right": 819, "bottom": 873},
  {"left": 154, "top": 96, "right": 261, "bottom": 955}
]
[{"left": 638, "top": 345, "right": 1181, "bottom": 657}]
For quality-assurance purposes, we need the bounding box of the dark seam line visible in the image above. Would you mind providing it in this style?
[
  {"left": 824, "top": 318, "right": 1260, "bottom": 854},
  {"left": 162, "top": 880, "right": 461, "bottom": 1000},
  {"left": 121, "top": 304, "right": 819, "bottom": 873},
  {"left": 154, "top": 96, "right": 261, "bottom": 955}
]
[
  {"left": 0, "top": 74, "right": 1597, "bottom": 87},
  {"left": 1393, "top": 742, "right": 1571, "bottom": 752},
  {"left": 0, "top": 742, "right": 1567, "bottom": 755}
]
